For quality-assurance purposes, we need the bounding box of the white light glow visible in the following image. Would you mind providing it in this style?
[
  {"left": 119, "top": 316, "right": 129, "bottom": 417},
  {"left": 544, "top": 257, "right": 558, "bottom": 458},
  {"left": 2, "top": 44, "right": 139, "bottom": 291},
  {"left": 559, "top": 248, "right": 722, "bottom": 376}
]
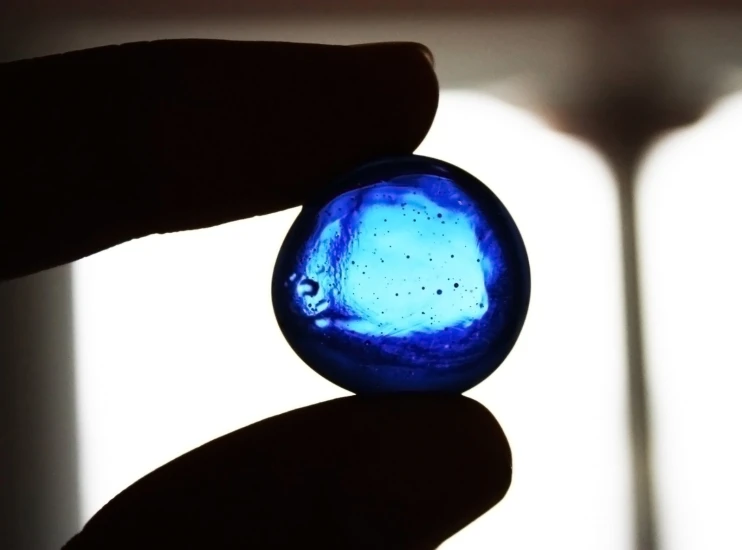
[
  {"left": 637, "top": 93, "right": 742, "bottom": 550},
  {"left": 74, "top": 91, "right": 631, "bottom": 549}
]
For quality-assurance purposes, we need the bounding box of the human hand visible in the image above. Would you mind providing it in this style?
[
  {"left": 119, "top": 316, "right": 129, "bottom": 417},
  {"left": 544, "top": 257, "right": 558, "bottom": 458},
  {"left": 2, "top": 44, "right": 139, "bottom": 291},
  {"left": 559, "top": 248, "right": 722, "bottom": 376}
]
[{"left": 1, "top": 40, "right": 511, "bottom": 548}]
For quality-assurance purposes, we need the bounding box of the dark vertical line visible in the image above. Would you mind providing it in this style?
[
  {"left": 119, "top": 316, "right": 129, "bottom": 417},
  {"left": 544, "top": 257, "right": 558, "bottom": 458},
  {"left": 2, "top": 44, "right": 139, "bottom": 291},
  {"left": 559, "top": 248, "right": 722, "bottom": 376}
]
[
  {"left": 615, "top": 159, "right": 657, "bottom": 550},
  {"left": 574, "top": 16, "right": 675, "bottom": 548},
  {"left": 0, "top": 266, "right": 81, "bottom": 550}
]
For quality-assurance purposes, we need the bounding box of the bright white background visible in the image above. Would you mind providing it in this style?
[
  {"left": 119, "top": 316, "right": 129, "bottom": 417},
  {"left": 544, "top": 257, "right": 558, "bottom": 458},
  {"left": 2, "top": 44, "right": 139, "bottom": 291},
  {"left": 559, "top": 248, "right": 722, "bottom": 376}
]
[
  {"left": 73, "top": 90, "right": 633, "bottom": 549},
  {"left": 638, "top": 92, "right": 742, "bottom": 550}
]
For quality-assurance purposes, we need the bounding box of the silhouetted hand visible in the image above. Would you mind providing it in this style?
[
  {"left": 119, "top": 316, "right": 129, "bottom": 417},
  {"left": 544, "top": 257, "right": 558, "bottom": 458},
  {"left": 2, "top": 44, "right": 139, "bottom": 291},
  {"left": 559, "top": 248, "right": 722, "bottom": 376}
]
[{"left": 0, "top": 40, "right": 512, "bottom": 548}]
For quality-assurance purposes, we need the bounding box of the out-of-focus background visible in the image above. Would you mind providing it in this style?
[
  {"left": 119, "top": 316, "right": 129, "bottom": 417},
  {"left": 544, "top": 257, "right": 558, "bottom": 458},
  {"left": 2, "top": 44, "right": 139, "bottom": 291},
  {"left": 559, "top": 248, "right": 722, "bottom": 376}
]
[{"left": 1, "top": 1, "right": 741, "bottom": 549}]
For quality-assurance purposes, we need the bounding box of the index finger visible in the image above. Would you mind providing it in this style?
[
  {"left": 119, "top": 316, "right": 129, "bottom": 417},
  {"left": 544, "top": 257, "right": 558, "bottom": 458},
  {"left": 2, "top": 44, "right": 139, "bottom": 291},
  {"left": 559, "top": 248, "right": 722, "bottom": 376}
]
[{"left": 0, "top": 40, "right": 438, "bottom": 280}]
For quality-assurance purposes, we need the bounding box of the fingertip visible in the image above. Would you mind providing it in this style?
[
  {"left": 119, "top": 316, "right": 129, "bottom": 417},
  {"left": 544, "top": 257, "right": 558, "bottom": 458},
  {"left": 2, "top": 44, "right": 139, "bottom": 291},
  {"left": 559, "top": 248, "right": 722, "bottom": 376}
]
[{"left": 350, "top": 41, "right": 439, "bottom": 151}]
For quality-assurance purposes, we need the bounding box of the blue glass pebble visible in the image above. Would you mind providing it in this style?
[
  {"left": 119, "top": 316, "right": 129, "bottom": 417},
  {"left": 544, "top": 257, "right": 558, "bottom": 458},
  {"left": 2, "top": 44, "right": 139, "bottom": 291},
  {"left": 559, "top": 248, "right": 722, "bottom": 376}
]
[{"left": 272, "top": 155, "right": 530, "bottom": 394}]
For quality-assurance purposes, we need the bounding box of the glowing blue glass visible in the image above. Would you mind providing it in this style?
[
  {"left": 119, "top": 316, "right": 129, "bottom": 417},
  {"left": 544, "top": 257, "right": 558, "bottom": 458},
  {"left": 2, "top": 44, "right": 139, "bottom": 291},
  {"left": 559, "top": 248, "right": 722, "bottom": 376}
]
[{"left": 272, "top": 155, "right": 530, "bottom": 394}]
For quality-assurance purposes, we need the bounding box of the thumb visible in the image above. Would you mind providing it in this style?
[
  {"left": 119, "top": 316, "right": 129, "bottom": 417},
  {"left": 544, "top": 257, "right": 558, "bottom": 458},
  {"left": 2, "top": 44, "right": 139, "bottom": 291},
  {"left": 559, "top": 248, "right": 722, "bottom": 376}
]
[{"left": 65, "top": 394, "right": 511, "bottom": 549}]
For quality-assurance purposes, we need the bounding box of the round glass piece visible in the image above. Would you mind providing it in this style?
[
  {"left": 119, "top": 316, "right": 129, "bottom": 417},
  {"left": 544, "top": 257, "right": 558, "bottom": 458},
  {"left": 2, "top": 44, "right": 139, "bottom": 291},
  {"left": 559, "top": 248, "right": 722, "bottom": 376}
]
[{"left": 272, "top": 155, "right": 530, "bottom": 394}]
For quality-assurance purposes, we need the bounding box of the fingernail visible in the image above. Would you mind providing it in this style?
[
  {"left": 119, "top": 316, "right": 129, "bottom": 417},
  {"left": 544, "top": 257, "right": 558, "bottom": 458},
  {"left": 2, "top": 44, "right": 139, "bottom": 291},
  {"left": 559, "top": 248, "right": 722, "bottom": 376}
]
[
  {"left": 352, "top": 41, "right": 435, "bottom": 68},
  {"left": 416, "top": 44, "right": 435, "bottom": 68}
]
